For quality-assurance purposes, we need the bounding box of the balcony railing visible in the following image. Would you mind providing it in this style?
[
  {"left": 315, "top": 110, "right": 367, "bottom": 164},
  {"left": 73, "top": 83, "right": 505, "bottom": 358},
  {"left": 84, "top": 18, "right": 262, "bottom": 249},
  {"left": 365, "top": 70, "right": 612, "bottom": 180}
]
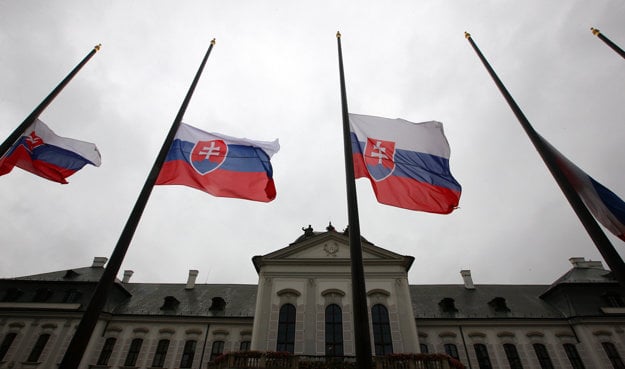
[{"left": 210, "top": 352, "right": 465, "bottom": 369}]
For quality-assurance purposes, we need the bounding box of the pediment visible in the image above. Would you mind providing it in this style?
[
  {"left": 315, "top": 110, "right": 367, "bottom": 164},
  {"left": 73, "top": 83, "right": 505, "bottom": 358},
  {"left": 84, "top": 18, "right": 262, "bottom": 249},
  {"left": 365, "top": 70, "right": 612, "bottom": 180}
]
[{"left": 259, "top": 231, "right": 406, "bottom": 262}]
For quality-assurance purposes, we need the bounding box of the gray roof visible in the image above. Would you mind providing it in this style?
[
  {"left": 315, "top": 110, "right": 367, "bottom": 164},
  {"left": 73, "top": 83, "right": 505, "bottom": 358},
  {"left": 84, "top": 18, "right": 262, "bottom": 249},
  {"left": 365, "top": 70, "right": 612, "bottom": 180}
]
[
  {"left": 13, "top": 266, "right": 112, "bottom": 283},
  {"left": 545, "top": 263, "right": 616, "bottom": 290},
  {"left": 410, "top": 284, "right": 564, "bottom": 319},
  {"left": 114, "top": 283, "right": 257, "bottom": 318}
]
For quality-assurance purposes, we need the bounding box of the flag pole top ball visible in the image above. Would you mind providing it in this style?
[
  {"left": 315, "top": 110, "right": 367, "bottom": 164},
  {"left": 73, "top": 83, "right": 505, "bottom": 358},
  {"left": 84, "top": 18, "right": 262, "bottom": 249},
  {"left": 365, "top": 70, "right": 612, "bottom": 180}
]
[
  {"left": 94, "top": 44, "right": 102, "bottom": 51},
  {"left": 464, "top": 32, "right": 471, "bottom": 39},
  {"left": 336, "top": 31, "right": 341, "bottom": 38},
  {"left": 591, "top": 27, "right": 601, "bottom": 36},
  {"left": 211, "top": 38, "right": 216, "bottom": 45}
]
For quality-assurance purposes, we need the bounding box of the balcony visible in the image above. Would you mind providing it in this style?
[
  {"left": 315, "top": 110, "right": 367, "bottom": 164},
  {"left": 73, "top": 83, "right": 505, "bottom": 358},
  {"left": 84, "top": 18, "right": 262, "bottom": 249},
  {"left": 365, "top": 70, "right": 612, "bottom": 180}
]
[{"left": 210, "top": 352, "right": 465, "bottom": 369}]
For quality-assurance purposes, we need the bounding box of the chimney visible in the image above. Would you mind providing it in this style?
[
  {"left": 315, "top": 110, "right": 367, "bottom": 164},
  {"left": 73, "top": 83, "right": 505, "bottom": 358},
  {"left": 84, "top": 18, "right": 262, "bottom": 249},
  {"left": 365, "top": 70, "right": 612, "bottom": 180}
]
[
  {"left": 460, "top": 270, "right": 475, "bottom": 290},
  {"left": 122, "top": 270, "right": 134, "bottom": 283},
  {"left": 569, "top": 257, "right": 604, "bottom": 269},
  {"left": 92, "top": 257, "right": 108, "bottom": 268},
  {"left": 186, "top": 270, "right": 199, "bottom": 290}
]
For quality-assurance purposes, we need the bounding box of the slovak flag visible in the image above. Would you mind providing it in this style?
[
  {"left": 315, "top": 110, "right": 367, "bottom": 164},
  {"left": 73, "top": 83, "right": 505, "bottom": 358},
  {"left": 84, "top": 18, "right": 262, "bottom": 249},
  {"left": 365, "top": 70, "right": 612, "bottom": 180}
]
[
  {"left": 156, "top": 123, "right": 279, "bottom": 202},
  {"left": 349, "top": 113, "right": 461, "bottom": 214},
  {"left": 541, "top": 135, "right": 625, "bottom": 241},
  {"left": 0, "top": 119, "right": 101, "bottom": 184}
]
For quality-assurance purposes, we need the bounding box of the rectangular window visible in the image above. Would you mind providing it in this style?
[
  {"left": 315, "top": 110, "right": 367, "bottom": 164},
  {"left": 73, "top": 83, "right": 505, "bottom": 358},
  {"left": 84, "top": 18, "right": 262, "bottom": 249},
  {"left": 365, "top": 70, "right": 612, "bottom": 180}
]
[
  {"left": 152, "top": 339, "right": 170, "bottom": 367},
  {"left": 27, "top": 334, "right": 50, "bottom": 363},
  {"left": 124, "top": 338, "right": 143, "bottom": 366},
  {"left": 419, "top": 343, "right": 429, "bottom": 353},
  {"left": 563, "top": 343, "right": 586, "bottom": 369},
  {"left": 180, "top": 340, "right": 197, "bottom": 368}
]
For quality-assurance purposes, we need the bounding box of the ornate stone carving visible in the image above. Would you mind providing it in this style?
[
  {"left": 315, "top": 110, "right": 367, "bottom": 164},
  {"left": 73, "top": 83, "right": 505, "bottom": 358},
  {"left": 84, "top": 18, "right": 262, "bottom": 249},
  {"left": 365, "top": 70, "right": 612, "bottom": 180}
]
[{"left": 324, "top": 242, "right": 339, "bottom": 257}]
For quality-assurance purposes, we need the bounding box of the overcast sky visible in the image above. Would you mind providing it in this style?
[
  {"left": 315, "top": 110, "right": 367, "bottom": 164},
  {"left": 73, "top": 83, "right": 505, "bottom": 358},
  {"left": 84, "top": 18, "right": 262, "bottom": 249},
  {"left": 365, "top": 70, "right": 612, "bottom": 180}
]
[{"left": 1, "top": 1, "right": 624, "bottom": 287}]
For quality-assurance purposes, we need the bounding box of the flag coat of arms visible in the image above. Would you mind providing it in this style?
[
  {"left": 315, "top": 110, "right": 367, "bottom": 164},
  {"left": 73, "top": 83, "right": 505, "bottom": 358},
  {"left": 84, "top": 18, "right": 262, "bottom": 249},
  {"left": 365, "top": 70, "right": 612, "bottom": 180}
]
[
  {"left": 156, "top": 123, "right": 279, "bottom": 202},
  {"left": 0, "top": 119, "right": 101, "bottom": 184},
  {"left": 541, "top": 135, "right": 625, "bottom": 241},
  {"left": 349, "top": 113, "right": 461, "bottom": 214}
]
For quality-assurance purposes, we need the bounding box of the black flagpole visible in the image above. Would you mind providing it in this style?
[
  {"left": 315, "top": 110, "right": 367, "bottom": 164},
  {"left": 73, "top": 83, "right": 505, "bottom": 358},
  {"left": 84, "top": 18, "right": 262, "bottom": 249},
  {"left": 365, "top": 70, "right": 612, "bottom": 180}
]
[
  {"left": 591, "top": 27, "right": 625, "bottom": 60},
  {"left": 336, "top": 31, "right": 374, "bottom": 369},
  {"left": 0, "top": 44, "right": 101, "bottom": 158},
  {"left": 59, "top": 39, "right": 216, "bottom": 369},
  {"left": 465, "top": 32, "right": 625, "bottom": 289}
]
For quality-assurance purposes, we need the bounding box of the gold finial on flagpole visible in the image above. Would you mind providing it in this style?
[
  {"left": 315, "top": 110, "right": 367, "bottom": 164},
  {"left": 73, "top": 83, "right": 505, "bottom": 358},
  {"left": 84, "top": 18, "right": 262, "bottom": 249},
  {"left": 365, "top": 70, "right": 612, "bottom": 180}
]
[
  {"left": 211, "top": 38, "right": 216, "bottom": 45},
  {"left": 464, "top": 32, "right": 471, "bottom": 39},
  {"left": 94, "top": 44, "right": 102, "bottom": 51},
  {"left": 336, "top": 31, "right": 342, "bottom": 38},
  {"left": 591, "top": 27, "right": 601, "bottom": 36}
]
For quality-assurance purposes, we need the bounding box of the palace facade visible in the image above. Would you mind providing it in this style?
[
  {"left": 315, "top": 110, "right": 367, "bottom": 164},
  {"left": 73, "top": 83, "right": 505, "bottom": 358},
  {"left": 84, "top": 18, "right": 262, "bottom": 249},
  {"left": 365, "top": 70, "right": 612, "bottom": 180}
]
[{"left": 1, "top": 224, "right": 624, "bottom": 369}]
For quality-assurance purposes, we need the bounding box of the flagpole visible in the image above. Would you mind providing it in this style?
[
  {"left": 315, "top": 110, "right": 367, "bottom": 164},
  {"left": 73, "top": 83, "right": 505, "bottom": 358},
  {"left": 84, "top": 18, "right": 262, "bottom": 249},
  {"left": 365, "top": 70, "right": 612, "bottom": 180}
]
[
  {"left": 59, "top": 39, "right": 216, "bottom": 369},
  {"left": 464, "top": 32, "right": 625, "bottom": 289},
  {"left": 336, "top": 31, "right": 374, "bottom": 369},
  {"left": 591, "top": 27, "right": 625, "bottom": 60},
  {"left": 0, "top": 44, "right": 101, "bottom": 159}
]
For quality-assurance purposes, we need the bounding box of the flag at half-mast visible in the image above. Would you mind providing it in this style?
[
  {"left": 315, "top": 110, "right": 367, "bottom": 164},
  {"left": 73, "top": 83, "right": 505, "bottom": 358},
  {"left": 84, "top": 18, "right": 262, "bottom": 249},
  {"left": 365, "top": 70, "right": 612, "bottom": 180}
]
[
  {"left": 349, "top": 113, "right": 461, "bottom": 214},
  {"left": 541, "top": 135, "right": 625, "bottom": 241},
  {"left": 0, "top": 119, "right": 101, "bottom": 184},
  {"left": 156, "top": 122, "right": 279, "bottom": 202}
]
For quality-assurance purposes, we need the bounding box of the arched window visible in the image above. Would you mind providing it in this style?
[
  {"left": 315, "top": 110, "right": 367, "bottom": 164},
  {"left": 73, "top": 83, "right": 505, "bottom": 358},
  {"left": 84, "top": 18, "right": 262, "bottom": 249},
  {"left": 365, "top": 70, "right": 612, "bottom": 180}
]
[
  {"left": 371, "top": 304, "right": 392, "bottom": 356},
  {"left": 444, "top": 343, "right": 459, "bottom": 360},
  {"left": 602, "top": 342, "right": 625, "bottom": 369},
  {"left": 325, "top": 304, "right": 343, "bottom": 356},
  {"left": 124, "top": 338, "right": 143, "bottom": 366},
  {"left": 240, "top": 341, "right": 251, "bottom": 351},
  {"left": 152, "top": 339, "right": 169, "bottom": 368},
  {"left": 533, "top": 343, "right": 554, "bottom": 369},
  {"left": 97, "top": 337, "right": 116, "bottom": 365},
  {"left": 503, "top": 343, "right": 523, "bottom": 369},
  {"left": 474, "top": 343, "right": 492, "bottom": 369},
  {"left": 0, "top": 333, "right": 17, "bottom": 361},
  {"left": 179, "top": 340, "right": 197, "bottom": 368},
  {"left": 563, "top": 343, "right": 586, "bottom": 369},
  {"left": 210, "top": 340, "right": 225, "bottom": 361},
  {"left": 277, "top": 304, "right": 296, "bottom": 353},
  {"left": 27, "top": 334, "right": 50, "bottom": 363}
]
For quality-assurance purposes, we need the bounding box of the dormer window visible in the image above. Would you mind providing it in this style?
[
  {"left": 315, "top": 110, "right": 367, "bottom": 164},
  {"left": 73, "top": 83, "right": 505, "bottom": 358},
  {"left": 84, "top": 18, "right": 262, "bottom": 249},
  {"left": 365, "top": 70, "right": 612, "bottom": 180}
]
[
  {"left": 209, "top": 297, "right": 226, "bottom": 311},
  {"left": 63, "top": 269, "right": 80, "bottom": 279},
  {"left": 161, "top": 296, "right": 180, "bottom": 310},
  {"left": 489, "top": 297, "right": 510, "bottom": 312},
  {"left": 439, "top": 298, "right": 458, "bottom": 313}
]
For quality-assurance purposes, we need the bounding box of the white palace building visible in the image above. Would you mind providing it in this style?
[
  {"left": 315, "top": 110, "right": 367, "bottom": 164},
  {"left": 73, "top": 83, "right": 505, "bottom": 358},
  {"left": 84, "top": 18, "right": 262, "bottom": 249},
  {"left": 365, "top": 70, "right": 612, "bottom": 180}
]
[{"left": 1, "top": 223, "right": 625, "bottom": 369}]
